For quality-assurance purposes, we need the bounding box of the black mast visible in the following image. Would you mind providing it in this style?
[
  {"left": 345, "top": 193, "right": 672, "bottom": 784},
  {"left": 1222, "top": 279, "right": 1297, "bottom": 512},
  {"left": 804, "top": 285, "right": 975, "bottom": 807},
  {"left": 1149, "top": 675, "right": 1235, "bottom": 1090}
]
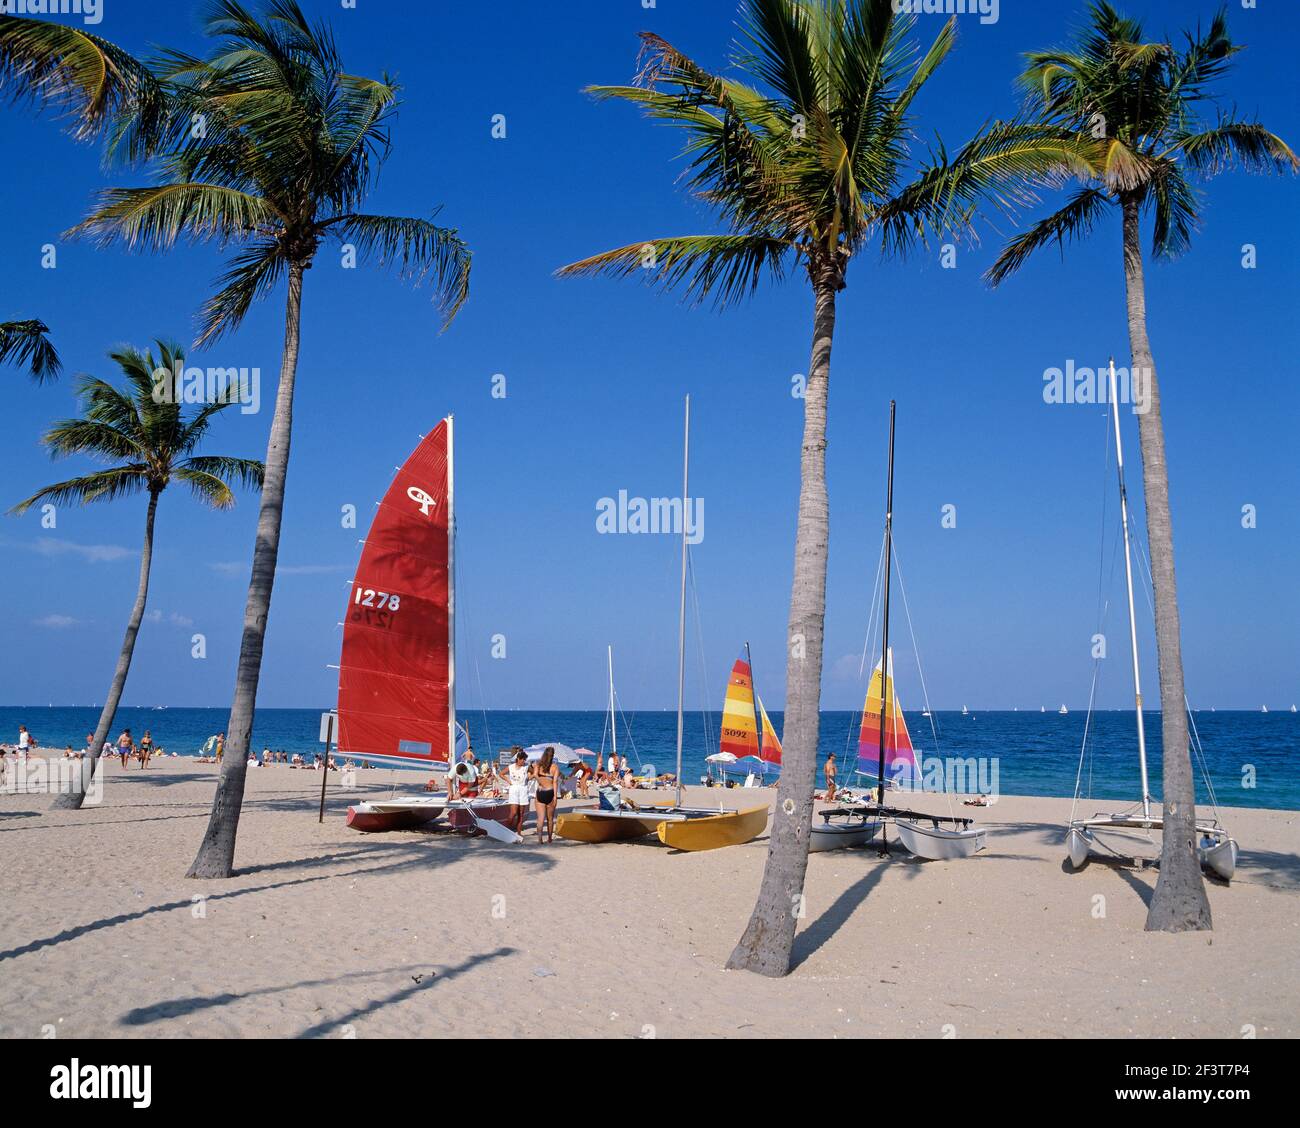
[{"left": 877, "top": 401, "right": 896, "bottom": 806}]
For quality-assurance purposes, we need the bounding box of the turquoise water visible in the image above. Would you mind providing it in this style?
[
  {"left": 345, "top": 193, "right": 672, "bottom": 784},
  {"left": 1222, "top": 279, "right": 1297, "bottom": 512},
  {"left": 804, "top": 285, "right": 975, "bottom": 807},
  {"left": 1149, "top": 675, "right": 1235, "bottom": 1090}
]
[{"left": 4, "top": 706, "right": 1296, "bottom": 810}]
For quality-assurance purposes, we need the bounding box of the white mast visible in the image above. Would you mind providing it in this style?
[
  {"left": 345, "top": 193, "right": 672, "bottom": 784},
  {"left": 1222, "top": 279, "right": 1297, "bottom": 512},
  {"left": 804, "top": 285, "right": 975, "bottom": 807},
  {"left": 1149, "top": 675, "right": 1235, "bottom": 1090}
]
[
  {"left": 608, "top": 644, "right": 617, "bottom": 765},
  {"left": 1108, "top": 360, "right": 1151, "bottom": 818},
  {"left": 446, "top": 414, "right": 457, "bottom": 771},
  {"left": 675, "top": 395, "right": 690, "bottom": 808}
]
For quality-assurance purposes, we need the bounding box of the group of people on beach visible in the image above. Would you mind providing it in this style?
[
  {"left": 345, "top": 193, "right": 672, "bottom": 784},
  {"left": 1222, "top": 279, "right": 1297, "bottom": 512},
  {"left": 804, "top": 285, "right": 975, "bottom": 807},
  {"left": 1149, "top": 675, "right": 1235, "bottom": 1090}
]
[
  {"left": 2, "top": 724, "right": 171, "bottom": 766},
  {"left": 436, "top": 745, "right": 676, "bottom": 845}
]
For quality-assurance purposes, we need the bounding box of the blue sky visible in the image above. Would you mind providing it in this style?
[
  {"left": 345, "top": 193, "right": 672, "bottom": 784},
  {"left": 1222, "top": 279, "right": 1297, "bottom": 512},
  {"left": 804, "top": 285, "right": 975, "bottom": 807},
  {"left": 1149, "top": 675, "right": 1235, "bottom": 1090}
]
[{"left": 1, "top": 0, "right": 1296, "bottom": 714}]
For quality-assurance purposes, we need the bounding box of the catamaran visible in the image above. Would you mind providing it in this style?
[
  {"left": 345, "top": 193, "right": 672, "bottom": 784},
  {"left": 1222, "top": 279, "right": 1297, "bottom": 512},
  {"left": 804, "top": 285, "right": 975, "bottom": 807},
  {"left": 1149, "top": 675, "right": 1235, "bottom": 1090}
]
[
  {"left": 337, "top": 417, "right": 517, "bottom": 841},
  {"left": 555, "top": 396, "right": 768, "bottom": 851},
  {"left": 815, "top": 402, "right": 984, "bottom": 859},
  {"left": 1065, "top": 362, "right": 1236, "bottom": 880},
  {"left": 717, "top": 644, "right": 782, "bottom": 783}
]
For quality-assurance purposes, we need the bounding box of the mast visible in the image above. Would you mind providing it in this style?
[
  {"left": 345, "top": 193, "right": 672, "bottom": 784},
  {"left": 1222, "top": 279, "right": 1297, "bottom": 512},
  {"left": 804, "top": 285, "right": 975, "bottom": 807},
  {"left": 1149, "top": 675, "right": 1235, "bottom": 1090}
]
[
  {"left": 674, "top": 394, "right": 690, "bottom": 808},
  {"left": 1108, "top": 360, "right": 1151, "bottom": 818},
  {"left": 876, "top": 401, "right": 896, "bottom": 805},
  {"left": 446, "top": 414, "right": 457, "bottom": 771},
  {"left": 608, "top": 644, "right": 617, "bottom": 764},
  {"left": 745, "top": 639, "right": 762, "bottom": 773}
]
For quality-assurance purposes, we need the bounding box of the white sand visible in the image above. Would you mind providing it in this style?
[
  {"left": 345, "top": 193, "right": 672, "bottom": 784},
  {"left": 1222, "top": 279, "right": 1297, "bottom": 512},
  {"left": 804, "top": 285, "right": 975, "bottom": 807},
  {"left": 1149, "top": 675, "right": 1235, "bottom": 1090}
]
[{"left": 1, "top": 755, "right": 1296, "bottom": 1039}]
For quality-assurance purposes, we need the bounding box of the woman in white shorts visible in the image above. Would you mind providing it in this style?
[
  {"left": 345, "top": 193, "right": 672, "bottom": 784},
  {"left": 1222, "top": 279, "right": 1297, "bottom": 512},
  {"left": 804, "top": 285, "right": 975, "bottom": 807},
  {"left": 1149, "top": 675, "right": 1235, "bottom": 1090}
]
[{"left": 506, "top": 750, "right": 530, "bottom": 834}]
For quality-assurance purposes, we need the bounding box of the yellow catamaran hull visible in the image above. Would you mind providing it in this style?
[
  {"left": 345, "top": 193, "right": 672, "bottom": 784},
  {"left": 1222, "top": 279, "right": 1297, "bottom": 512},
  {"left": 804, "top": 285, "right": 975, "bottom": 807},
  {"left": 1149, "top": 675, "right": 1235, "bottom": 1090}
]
[
  {"left": 555, "top": 809, "right": 666, "bottom": 843},
  {"left": 656, "top": 806, "right": 769, "bottom": 851}
]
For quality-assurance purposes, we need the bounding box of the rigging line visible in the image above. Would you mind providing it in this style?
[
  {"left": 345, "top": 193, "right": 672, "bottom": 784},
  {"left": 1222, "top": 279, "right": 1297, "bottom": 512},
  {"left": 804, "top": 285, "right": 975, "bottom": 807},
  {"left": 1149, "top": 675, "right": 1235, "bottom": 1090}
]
[
  {"left": 687, "top": 550, "right": 716, "bottom": 763},
  {"left": 1124, "top": 508, "right": 1224, "bottom": 808},
  {"left": 845, "top": 529, "right": 889, "bottom": 781},
  {"left": 453, "top": 534, "right": 494, "bottom": 759},
  {"left": 889, "top": 539, "right": 955, "bottom": 818}
]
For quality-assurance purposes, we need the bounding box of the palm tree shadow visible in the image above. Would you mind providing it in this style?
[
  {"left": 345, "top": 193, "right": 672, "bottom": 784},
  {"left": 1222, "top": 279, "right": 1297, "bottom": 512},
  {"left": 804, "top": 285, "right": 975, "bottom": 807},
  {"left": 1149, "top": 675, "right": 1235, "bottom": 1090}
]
[
  {"left": 116, "top": 948, "right": 515, "bottom": 1034},
  {"left": 790, "top": 852, "right": 894, "bottom": 971},
  {"left": 295, "top": 947, "right": 515, "bottom": 1038}
]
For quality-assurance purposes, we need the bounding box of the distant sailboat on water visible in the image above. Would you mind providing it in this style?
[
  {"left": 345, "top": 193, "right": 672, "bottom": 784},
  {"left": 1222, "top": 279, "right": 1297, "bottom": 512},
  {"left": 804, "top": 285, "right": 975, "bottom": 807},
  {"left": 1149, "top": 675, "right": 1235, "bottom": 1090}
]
[{"left": 1058, "top": 704, "right": 1069, "bottom": 715}]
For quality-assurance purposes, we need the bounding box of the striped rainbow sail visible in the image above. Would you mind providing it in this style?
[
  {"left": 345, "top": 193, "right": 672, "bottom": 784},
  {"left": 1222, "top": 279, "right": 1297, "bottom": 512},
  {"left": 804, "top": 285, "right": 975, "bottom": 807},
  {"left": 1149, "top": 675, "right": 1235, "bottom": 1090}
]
[
  {"left": 857, "top": 648, "right": 920, "bottom": 788},
  {"left": 720, "top": 651, "right": 781, "bottom": 773}
]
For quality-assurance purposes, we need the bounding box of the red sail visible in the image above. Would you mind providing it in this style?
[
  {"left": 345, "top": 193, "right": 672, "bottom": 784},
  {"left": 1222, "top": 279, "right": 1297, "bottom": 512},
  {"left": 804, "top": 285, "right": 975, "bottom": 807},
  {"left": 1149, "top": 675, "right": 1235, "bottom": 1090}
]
[{"left": 336, "top": 418, "right": 453, "bottom": 765}]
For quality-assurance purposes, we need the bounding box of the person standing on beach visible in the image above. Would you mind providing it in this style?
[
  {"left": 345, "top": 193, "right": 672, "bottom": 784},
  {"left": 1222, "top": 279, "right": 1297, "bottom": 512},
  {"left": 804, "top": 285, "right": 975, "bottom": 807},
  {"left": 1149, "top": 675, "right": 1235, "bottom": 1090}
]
[
  {"left": 505, "top": 750, "right": 530, "bottom": 834},
  {"left": 532, "top": 747, "right": 560, "bottom": 845},
  {"left": 139, "top": 730, "right": 154, "bottom": 769},
  {"left": 17, "top": 725, "right": 31, "bottom": 758},
  {"left": 117, "top": 729, "right": 132, "bottom": 768},
  {"left": 215, "top": 732, "right": 225, "bottom": 765},
  {"left": 824, "top": 752, "right": 837, "bottom": 802}
]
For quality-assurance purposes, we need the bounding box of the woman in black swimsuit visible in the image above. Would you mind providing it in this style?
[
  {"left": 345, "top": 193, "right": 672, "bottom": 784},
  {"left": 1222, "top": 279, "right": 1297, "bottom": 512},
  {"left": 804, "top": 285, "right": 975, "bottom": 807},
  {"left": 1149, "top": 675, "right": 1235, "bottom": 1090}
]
[{"left": 532, "top": 746, "right": 560, "bottom": 844}]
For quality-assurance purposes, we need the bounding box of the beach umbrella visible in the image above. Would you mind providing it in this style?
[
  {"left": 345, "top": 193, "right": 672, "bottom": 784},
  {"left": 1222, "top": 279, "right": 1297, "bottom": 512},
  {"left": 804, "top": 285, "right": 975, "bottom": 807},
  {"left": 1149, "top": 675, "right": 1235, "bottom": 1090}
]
[{"left": 523, "top": 742, "right": 580, "bottom": 764}]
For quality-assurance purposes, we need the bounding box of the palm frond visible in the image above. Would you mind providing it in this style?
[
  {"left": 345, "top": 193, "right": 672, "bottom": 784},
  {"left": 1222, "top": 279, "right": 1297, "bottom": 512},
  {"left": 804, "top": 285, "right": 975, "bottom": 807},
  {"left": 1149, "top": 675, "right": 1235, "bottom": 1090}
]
[
  {"left": 9, "top": 466, "right": 150, "bottom": 514},
  {"left": 557, "top": 234, "right": 791, "bottom": 308},
  {"left": 69, "top": 183, "right": 279, "bottom": 251},
  {"left": 41, "top": 417, "right": 144, "bottom": 463},
  {"left": 0, "top": 14, "right": 168, "bottom": 152},
  {"left": 0, "top": 319, "right": 61, "bottom": 381},
  {"left": 986, "top": 186, "right": 1113, "bottom": 286},
  {"left": 1147, "top": 164, "right": 1200, "bottom": 260},
  {"left": 195, "top": 240, "right": 287, "bottom": 345},
  {"left": 326, "top": 214, "right": 471, "bottom": 330},
  {"left": 178, "top": 455, "right": 264, "bottom": 492},
  {"left": 1172, "top": 119, "right": 1299, "bottom": 176}
]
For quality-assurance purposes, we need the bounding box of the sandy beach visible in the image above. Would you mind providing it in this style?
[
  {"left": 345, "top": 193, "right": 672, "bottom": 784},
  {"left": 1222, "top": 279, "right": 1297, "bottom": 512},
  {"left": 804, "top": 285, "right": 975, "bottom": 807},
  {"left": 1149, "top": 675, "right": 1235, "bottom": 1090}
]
[{"left": 1, "top": 755, "right": 1296, "bottom": 1040}]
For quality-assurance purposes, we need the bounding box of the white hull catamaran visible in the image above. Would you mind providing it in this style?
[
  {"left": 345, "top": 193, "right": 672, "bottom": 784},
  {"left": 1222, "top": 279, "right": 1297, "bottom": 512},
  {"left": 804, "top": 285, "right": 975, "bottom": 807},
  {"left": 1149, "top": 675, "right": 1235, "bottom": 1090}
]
[
  {"left": 817, "top": 402, "right": 984, "bottom": 859},
  {"left": 1065, "top": 362, "right": 1235, "bottom": 880}
]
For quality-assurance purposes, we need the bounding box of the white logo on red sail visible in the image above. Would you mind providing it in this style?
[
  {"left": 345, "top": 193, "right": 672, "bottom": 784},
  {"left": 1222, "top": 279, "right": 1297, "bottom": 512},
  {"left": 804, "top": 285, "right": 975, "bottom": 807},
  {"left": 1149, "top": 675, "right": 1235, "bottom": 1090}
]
[{"left": 407, "top": 486, "right": 437, "bottom": 516}]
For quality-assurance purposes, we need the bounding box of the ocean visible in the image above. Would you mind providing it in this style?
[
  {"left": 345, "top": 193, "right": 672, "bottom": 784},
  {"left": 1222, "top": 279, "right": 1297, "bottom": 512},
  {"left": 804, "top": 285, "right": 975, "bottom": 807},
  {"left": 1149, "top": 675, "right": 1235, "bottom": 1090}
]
[{"left": 3, "top": 705, "right": 1296, "bottom": 810}]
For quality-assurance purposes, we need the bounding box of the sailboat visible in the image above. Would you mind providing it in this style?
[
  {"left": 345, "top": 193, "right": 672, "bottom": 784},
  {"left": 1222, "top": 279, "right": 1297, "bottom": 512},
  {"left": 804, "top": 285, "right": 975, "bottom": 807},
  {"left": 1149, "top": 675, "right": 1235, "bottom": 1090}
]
[
  {"left": 1058, "top": 704, "right": 1069, "bottom": 715},
  {"left": 556, "top": 397, "right": 769, "bottom": 851},
  {"left": 1261, "top": 705, "right": 1269, "bottom": 714},
  {"left": 338, "top": 417, "right": 517, "bottom": 841},
  {"left": 718, "top": 645, "right": 782, "bottom": 784},
  {"left": 960, "top": 705, "right": 969, "bottom": 716},
  {"left": 1065, "top": 362, "right": 1235, "bottom": 880},
  {"left": 816, "top": 402, "right": 984, "bottom": 859}
]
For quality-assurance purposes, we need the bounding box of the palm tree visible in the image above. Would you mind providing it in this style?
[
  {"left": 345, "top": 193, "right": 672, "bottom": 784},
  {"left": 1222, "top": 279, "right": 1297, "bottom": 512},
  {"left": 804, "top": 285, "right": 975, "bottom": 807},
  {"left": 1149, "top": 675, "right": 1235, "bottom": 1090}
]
[
  {"left": 53, "top": 0, "right": 470, "bottom": 877},
  {"left": 988, "top": 2, "right": 1296, "bottom": 933},
  {"left": 1, "top": 319, "right": 60, "bottom": 380},
  {"left": 559, "top": 0, "right": 1084, "bottom": 976},
  {"left": 10, "top": 340, "right": 263, "bottom": 810}
]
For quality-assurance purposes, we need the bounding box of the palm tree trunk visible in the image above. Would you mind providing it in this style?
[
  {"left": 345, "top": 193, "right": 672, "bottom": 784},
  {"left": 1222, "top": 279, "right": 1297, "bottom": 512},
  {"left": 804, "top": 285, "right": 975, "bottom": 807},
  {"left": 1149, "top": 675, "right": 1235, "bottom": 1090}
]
[
  {"left": 52, "top": 489, "right": 160, "bottom": 810},
  {"left": 188, "top": 262, "right": 305, "bottom": 878},
  {"left": 728, "top": 264, "right": 837, "bottom": 976},
  {"left": 1119, "top": 194, "right": 1211, "bottom": 932}
]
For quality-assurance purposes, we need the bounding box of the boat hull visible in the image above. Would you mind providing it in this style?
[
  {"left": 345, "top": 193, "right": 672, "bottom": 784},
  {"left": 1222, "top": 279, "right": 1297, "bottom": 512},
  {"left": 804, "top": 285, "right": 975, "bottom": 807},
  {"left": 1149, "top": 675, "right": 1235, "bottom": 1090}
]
[
  {"left": 555, "top": 809, "right": 666, "bottom": 843},
  {"left": 346, "top": 798, "right": 445, "bottom": 834},
  {"left": 656, "top": 806, "right": 768, "bottom": 851},
  {"left": 447, "top": 798, "right": 513, "bottom": 832},
  {"left": 810, "top": 817, "right": 879, "bottom": 853},
  {"left": 1064, "top": 819, "right": 1238, "bottom": 881},
  {"left": 893, "top": 819, "right": 986, "bottom": 860}
]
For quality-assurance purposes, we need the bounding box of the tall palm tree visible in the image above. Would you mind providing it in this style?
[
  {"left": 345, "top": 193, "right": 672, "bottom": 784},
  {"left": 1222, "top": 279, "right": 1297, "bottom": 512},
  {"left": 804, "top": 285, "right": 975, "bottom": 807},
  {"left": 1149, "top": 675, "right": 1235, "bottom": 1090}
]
[
  {"left": 1, "top": 319, "right": 60, "bottom": 380},
  {"left": 56, "top": 0, "right": 471, "bottom": 878},
  {"left": 10, "top": 340, "right": 263, "bottom": 810},
  {"left": 559, "top": 0, "right": 1085, "bottom": 976},
  {"left": 987, "top": 3, "right": 1296, "bottom": 933}
]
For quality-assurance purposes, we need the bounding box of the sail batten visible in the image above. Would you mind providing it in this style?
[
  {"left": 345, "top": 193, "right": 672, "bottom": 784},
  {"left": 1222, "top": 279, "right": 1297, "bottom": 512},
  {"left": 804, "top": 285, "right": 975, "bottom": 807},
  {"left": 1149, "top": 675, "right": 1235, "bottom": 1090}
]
[{"left": 336, "top": 419, "right": 453, "bottom": 765}]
